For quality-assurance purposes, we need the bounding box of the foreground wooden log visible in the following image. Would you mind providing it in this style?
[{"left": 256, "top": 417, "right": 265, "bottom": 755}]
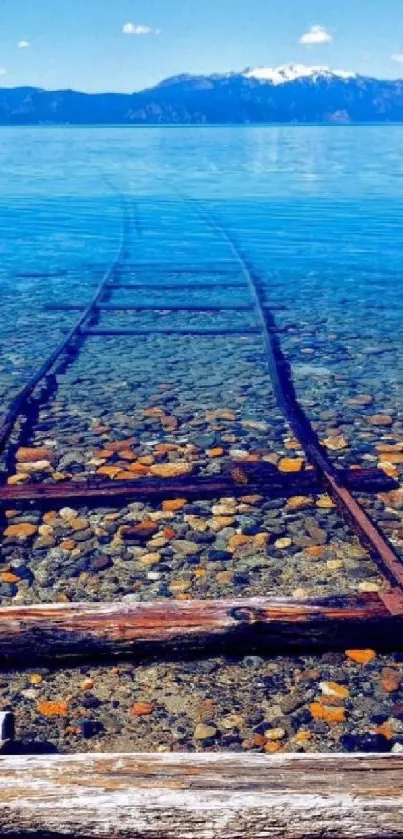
[
  {"left": 1, "top": 753, "right": 403, "bottom": 838},
  {"left": 0, "top": 593, "right": 402, "bottom": 663},
  {"left": 0, "top": 465, "right": 394, "bottom": 505}
]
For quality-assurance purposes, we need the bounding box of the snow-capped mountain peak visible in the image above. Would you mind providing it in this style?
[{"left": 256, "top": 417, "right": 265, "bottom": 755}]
[{"left": 243, "top": 64, "right": 356, "bottom": 85}]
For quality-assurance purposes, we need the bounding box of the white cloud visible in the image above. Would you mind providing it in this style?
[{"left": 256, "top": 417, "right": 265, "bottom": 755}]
[
  {"left": 18, "top": 40, "right": 30, "bottom": 48},
  {"left": 392, "top": 53, "right": 403, "bottom": 63},
  {"left": 0, "top": 68, "right": 7, "bottom": 76},
  {"left": 122, "top": 22, "right": 158, "bottom": 35},
  {"left": 299, "top": 25, "right": 333, "bottom": 46}
]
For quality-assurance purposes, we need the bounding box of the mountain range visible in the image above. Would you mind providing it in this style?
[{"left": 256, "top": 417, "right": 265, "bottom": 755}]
[{"left": 1, "top": 64, "right": 403, "bottom": 124}]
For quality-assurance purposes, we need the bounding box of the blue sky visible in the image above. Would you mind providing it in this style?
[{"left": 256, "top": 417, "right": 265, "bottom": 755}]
[{"left": 0, "top": 0, "right": 403, "bottom": 92}]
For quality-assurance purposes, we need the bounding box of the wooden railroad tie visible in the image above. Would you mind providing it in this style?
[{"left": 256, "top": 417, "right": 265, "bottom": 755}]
[
  {"left": 0, "top": 593, "right": 402, "bottom": 664},
  {"left": 1, "top": 752, "right": 403, "bottom": 838}
]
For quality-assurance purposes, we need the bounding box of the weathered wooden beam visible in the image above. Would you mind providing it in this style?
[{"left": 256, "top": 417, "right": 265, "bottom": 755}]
[
  {"left": 0, "top": 466, "right": 394, "bottom": 506},
  {"left": 45, "top": 302, "right": 254, "bottom": 312},
  {"left": 0, "top": 593, "right": 400, "bottom": 663},
  {"left": 81, "top": 327, "right": 261, "bottom": 337},
  {"left": 112, "top": 280, "right": 246, "bottom": 289},
  {"left": 1, "top": 753, "right": 403, "bottom": 838}
]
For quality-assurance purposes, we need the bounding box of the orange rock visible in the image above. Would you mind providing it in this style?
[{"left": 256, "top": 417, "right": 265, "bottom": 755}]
[
  {"left": 163, "top": 527, "right": 177, "bottom": 539},
  {"left": 161, "top": 415, "right": 178, "bottom": 430},
  {"left": 143, "top": 407, "right": 166, "bottom": 418},
  {"left": 155, "top": 444, "right": 180, "bottom": 455},
  {"left": 379, "top": 464, "right": 399, "bottom": 479},
  {"left": 37, "top": 700, "right": 69, "bottom": 717},
  {"left": 264, "top": 742, "right": 282, "bottom": 753},
  {"left": 162, "top": 499, "right": 187, "bottom": 512},
  {"left": 306, "top": 545, "right": 325, "bottom": 558},
  {"left": 379, "top": 489, "right": 403, "bottom": 510},
  {"left": 194, "top": 568, "right": 207, "bottom": 578},
  {"left": 1, "top": 571, "right": 19, "bottom": 584},
  {"left": 345, "top": 649, "right": 376, "bottom": 665},
  {"left": 119, "top": 450, "right": 137, "bottom": 461},
  {"left": 97, "top": 465, "right": 121, "bottom": 479},
  {"left": 316, "top": 495, "right": 336, "bottom": 509},
  {"left": 286, "top": 496, "right": 312, "bottom": 511},
  {"left": 375, "top": 722, "right": 394, "bottom": 740},
  {"left": 16, "top": 446, "right": 54, "bottom": 463},
  {"left": 253, "top": 733, "right": 266, "bottom": 747},
  {"left": 278, "top": 458, "right": 305, "bottom": 473},
  {"left": 346, "top": 394, "right": 373, "bottom": 407},
  {"left": 70, "top": 518, "right": 89, "bottom": 532},
  {"left": 130, "top": 702, "right": 154, "bottom": 717},
  {"left": 207, "top": 447, "right": 225, "bottom": 458},
  {"left": 150, "top": 463, "right": 193, "bottom": 479},
  {"left": 104, "top": 438, "right": 137, "bottom": 452},
  {"left": 228, "top": 534, "right": 251, "bottom": 551},
  {"left": 7, "top": 474, "right": 29, "bottom": 485},
  {"left": 376, "top": 443, "right": 403, "bottom": 453},
  {"left": 125, "top": 463, "right": 149, "bottom": 476},
  {"left": 95, "top": 449, "right": 115, "bottom": 460},
  {"left": 114, "top": 470, "right": 140, "bottom": 480},
  {"left": 284, "top": 439, "right": 301, "bottom": 450},
  {"left": 240, "top": 495, "right": 263, "bottom": 504},
  {"left": 293, "top": 730, "right": 312, "bottom": 744},
  {"left": 137, "top": 455, "right": 155, "bottom": 466},
  {"left": 125, "top": 521, "right": 158, "bottom": 539},
  {"left": 253, "top": 532, "right": 269, "bottom": 549},
  {"left": 378, "top": 453, "right": 403, "bottom": 464},
  {"left": 4, "top": 523, "right": 37, "bottom": 539},
  {"left": 381, "top": 667, "right": 401, "bottom": 693},
  {"left": 369, "top": 414, "right": 394, "bottom": 426},
  {"left": 60, "top": 539, "right": 76, "bottom": 551},
  {"left": 309, "top": 702, "right": 346, "bottom": 724}
]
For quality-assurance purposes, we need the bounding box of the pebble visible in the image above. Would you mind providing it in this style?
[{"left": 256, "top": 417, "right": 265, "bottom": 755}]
[
  {"left": 194, "top": 724, "right": 217, "bottom": 741},
  {"left": 264, "top": 727, "right": 286, "bottom": 741},
  {"left": 275, "top": 537, "right": 292, "bottom": 549},
  {"left": 172, "top": 540, "right": 201, "bottom": 556},
  {"left": 4, "top": 523, "right": 37, "bottom": 539},
  {"left": 149, "top": 463, "right": 193, "bottom": 478},
  {"left": 278, "top": 458, "right": 305, "bottom": 473},
  {"left": 369, "top": 415, "right": 394, "bottom": 426}
]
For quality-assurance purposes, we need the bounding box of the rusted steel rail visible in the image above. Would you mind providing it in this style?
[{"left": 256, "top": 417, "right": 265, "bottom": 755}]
[
  {"left": 188, "top": 200, "right": 403, "bottom": 592},
  {"left": 0, "top": 464, "right": 394, "bottom": 505},
  {"left": 1, "top": 752, "right": 403, "bottom": 839},
  {"left": 0, "top": 593, "right": 401, "bottom": 663},
  {"left": 0, "top": 203, "right": 129, "bottom": 457}
]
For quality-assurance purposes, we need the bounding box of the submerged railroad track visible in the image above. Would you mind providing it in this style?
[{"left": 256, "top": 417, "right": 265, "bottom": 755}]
[{"left": 1, "top": 191, "right": 403, "bottom": 837}]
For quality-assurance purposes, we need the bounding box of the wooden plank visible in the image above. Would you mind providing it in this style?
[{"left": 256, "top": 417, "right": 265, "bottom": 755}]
[
  {"left": 0, "top": 466, "right": 394, "bottom": 505},
  {"left": 45, "top": 302, "right": 254, "bottom": 312},
  {"left": 0, "top": 594, "right": 399, "bottom": 663},
  {"left": 1, "top": 753, "right": 403, "bottom": 838},
  {"left": 81, "top": 327, "right": 261, "bottom": 337},
  {"left": 112, "top": 281, "right": 247, "bottom": 289}
]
